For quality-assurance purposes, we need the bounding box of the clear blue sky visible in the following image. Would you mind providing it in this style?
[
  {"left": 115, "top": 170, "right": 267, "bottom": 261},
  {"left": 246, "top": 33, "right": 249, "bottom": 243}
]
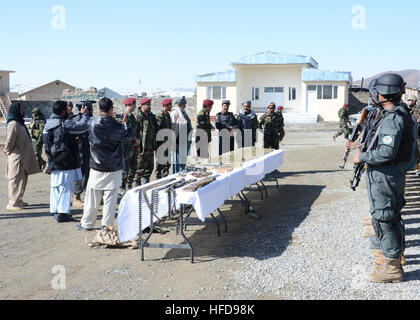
[{"left": 0, "top": 0, "right": 419, "bottom": 93}]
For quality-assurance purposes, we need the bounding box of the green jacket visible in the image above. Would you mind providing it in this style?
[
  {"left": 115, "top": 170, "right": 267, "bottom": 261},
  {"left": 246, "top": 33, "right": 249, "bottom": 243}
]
[
  {"left": 155, "top": 110, "right": 172, "bottom": 148},
  {"left": 338, "top": 107, "right": 350, "bottom": 126},
  {"left": 197, "top": 108, "right": 214, "bottom": 142},
  {"left": 258, "top": 112, "right": 283, "bottom": 138},
  {"left": 29, "top": 115, "right": 46, "bottom": 141},
  {"left": 134, "top": 109, "right": 158, "bottom": 153}
]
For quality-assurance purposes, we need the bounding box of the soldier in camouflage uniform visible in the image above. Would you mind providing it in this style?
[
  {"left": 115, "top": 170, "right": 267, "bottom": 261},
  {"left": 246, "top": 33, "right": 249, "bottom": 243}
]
[
  {"left": 277, "top": 106, "right": 286, "bottom": 143},
  {"left": 258, "top": 102, "right": 284, "bottom": 150},
  {"left": 134, "top": 98, "right": 157, "bottom": 185},
  {"left": 197, "top": 99, "right": 215, "bottom": 158},
  {"left": 120, "top": 98, "right": 140, "bottom": 193},
  {"left": 407, "top": 95, "right": 420, "bottom": 172},
  {"left": 29, "top": 108, "right": 47, "bottom": 170},
  {"left": 333, "top": 103, "right": 352, "bottom": 141},
  {"left": 155, "top": 99, "right": 173, "bottom": 179}
]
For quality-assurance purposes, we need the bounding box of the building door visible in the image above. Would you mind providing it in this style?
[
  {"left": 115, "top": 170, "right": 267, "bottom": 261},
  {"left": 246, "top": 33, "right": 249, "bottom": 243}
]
[
  {"left": 306, "top": 85, "right": 317, "bottom": 114},
  {"left": 264, "top": 87, "right": 284, "bottom": 109}
]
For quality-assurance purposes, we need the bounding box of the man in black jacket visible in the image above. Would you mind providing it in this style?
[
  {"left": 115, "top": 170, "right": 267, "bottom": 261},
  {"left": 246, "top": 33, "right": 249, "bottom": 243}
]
[
  {"left": 76, "top": 98, "right": 133, "bottom": 231},
  {"left": 215, "top": 100, "right": 239, "bottom": 155},
  {"left": 44, "top": 100, "right": 90, "bottom": 223},
  {"left": 71, "top": 102, "right": 94, "bottom": 208}
]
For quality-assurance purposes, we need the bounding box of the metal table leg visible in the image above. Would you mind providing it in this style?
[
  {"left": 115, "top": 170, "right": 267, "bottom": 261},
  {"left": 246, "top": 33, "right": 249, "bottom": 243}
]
[
  {"left": 209, "top": 212, "right": 221, "bottom": 237},
  {"left": 217, "top": 209, "right": 228, "bottom": 233},
  {"left": 179, "top": 203, "right": 194, "bottom": 263}
]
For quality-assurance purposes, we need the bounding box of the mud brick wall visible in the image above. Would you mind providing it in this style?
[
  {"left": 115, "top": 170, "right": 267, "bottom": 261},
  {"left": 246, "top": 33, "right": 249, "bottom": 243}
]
[{"left": 15, "top": 96, "right": 198, "bottom": 123}]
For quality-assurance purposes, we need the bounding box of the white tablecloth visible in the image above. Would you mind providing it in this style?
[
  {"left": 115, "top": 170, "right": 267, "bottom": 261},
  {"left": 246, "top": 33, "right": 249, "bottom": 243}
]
[{"left": 118, "top": 150, "right": 284, "bottom": 242}]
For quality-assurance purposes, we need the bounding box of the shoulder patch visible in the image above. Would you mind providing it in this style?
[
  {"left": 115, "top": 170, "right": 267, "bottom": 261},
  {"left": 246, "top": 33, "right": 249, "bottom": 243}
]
[{"left": 382, "top": 135, "right": 393, "bottom": 145}]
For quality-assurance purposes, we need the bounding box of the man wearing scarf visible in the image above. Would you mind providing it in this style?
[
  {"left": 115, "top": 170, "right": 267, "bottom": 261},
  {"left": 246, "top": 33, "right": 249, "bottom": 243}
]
[
  {"left": 170, "top": 96, "right": 192, "bottom": 173},
  {"left": 3, "top": 103, "right": 40, "bottom": 210},
  {"left": 235, "top": 100, "right": 258, "bottom": 148},
  {"left": 29, "top": 108, "right": 47, "bottom": 170}
]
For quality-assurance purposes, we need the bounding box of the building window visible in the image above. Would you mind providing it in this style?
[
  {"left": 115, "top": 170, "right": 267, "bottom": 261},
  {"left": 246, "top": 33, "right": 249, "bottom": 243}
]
[
  {"left": 252, "top": 87, "right": 260, "bottom": 100},
  {"left": 317, "top": 85, "right": 339, "bottom": 100},
  {"left": 206, "top": 86, "right": 226, "bottom": 100},
  {"left": 289, "top": 87, "right": 297, "bottom": 101},
  {"left": 264, "top": 87, "right": 284, "bottom": 93}
]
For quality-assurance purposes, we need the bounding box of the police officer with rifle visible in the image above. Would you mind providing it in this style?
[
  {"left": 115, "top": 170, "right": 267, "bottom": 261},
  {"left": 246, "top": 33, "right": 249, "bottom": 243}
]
[{"left": 349, "top": 74, "right": 416, "bottom": 283}]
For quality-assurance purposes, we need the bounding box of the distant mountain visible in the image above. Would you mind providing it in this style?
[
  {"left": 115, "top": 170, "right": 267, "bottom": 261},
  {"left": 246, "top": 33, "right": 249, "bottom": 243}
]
[
  {"left": 354, "top": 69, "right": 420, "bottom": 89},
  {"left": 99, "top": 87, "right": 123, "bottom": 99}
]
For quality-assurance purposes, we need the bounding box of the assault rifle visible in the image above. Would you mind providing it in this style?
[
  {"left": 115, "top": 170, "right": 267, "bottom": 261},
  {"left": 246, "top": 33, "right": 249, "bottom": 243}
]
[
  {"left": 339, "top": 107, "right": 371, "bottom": 170},
  {"left": 350, "top": 107, "right": 382, "bottom": 191}
]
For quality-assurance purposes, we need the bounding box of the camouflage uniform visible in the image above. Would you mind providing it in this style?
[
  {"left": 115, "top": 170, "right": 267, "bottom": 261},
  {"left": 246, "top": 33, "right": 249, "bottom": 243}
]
[
  {"left": 29, "top": 108, "right": 46, "bottom": 170},
  {"left": 197, "top": 108, "right": 214, "bottom": 158},
  {"left": 258, "top": 112, "right": 284, "bottom": 150},
  {"left": 334, "top": 107, "right": 352, "bottom": 140},
  {"left": 276, "top": 111, "right": 285, "bottom": 142},
  {"left": 122, "top": 112, "right": 140, "bottom": 189},
  {"left": 155, "top": 110, "right": 172, "bottom": 179},
  {"left": 134, "top": 109, "right": 157, "bottom": 185},
  {"left": 411, "top": 103, "right": 420, "bottom": 165}
]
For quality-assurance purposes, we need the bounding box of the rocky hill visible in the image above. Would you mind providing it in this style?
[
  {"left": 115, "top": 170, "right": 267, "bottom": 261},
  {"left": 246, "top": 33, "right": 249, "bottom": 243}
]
[{"left": 354, "top": 69, "right": 420, "bottom": 89}]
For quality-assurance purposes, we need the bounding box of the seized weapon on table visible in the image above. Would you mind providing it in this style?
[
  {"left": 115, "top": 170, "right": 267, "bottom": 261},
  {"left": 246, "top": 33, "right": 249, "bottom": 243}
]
[
  {"left": 182, "top": 176, "right": 217, "bottom": 192},
  {"left": 339, "top": 107, "right": 371, "bottom": 170},
  {"left": 165, "top": 179, "right": 197, "bottom": 220},
  {"left": 185, "top": 166, "right": 207, "bottom": 173},
  {"left": 350, "top": 107, "right": 383, "bottom": 191}
]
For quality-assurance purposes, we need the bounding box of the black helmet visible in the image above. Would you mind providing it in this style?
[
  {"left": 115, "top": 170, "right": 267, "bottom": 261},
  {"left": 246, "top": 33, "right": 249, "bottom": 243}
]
[
  {"left": 67, "top": 102, "right": 73, "bottom": 107},
  {"left": 369, "top": 73, "right": 406, "bottom": 104}
]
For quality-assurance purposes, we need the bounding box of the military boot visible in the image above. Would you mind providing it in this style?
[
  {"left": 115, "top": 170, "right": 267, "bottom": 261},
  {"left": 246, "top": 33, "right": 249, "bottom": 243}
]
[
  {"left": 367, "top": 258, "right": 404, "bottom": 283},
  {"left": 373, "top": 251, "right": 406, "bottom": 266},
  {"left": 363, "top": 225, "right": 376, "bottom": 238},
  {"left": 72, "top": 194, "right": 84, "bottom": 209}
]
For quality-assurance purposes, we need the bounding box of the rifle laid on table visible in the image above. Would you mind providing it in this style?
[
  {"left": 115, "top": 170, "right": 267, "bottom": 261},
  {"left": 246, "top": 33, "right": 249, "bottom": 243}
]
[{"left": 339, "top": 107, "right": 371, "bottom": 170}]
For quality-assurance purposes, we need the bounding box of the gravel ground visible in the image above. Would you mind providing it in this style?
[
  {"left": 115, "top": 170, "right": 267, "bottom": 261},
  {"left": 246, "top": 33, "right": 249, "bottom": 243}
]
[
  {"left": 231, "top": 136, "right": 420, "bottom": 300},
  {"left": 0, "top": 121, "right": 419, "bottom": 300}
]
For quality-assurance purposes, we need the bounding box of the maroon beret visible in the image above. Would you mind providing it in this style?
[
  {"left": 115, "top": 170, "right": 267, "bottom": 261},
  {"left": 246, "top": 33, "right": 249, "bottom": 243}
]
[
  {"left": 203, "top": 99, "right": 214, "bottom": 107},
  {"left": 124, "top": 98, "right": 136, "bottom": 106},
  {"left": 140, "top": 98, "right": 152, "bottom": 105},
  {"left": 162, "top": 98, "right": 173, "bottom": 106}
]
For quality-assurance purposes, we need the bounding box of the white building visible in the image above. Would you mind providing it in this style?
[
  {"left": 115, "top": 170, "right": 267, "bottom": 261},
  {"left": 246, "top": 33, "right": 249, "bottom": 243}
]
[{"left": 196, "top": 51, "right": 352, "bottom": 122}]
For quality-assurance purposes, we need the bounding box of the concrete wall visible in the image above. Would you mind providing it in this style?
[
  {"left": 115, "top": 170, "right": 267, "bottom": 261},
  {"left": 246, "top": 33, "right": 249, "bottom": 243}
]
[
  {"left": 20, "top": 82, "right": 75, "bottom": 101},
  {"left": 0, "top": 72, "right": 11, "bottom": 96},
  {"left": 234, "top": 65, "right": 304, "bottom": 114},
  {"left": 196, "top": 82, "right": 237, "bottom": 116}
]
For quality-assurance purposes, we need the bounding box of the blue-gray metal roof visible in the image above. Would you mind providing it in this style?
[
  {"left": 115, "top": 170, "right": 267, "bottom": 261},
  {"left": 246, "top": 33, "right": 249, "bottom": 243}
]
[
  {"left": 231, "top": 51, "right": 318, "bottom": 69},
  {"left": 195, "top": 70, "right": 237, "bottom": 83},
  {"left": 302, "top": 69, "right": 352, "bottom": 83}
]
